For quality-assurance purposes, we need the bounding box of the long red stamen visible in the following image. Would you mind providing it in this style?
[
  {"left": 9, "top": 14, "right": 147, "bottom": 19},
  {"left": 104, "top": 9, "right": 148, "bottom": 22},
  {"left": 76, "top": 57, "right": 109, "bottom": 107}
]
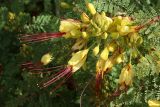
[
  {"left": 39, "top": 66, "right": 72, "bottom": 88},
  {"left": 21, "top": 62, "right": 65, "bottom": 74},
  {"left": 19, "top": 32, "right": 65, "bottom": 43},
  {"left": 135, "top": 16, "right": 160, "bottom": 31},
  {"left": 49, "top": 71, "right": 73, "bottom": 94},
  {"left": 96, "top": 71, "right": 102, "bottom": 96}
]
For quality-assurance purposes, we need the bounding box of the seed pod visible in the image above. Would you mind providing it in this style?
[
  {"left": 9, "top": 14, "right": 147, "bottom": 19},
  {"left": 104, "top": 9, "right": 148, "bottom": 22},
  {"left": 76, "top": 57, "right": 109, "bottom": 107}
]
[
  {"left": 93, "top": 45, "right": 100, "bottom": 56},
  {"left": 41, "top": 53, "right": 53, "bottom": 65},
  {"left": 100, "top": 47, "right": 109, "bottom": 60},
  {"left": 81, "top": 12, "right": 90, "bottom": 23},
  {"left": 86, "top": 3, "right": 96, "bottom": 15}
]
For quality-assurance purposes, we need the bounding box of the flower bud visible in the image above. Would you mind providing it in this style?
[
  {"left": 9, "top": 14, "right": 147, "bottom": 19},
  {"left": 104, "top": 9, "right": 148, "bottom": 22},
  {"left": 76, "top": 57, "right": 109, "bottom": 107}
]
[
  {"left": 100, "top": 47, "right": 109, "bottom": 60},
  {"left": 101, "top": 32, "right": 108, "bottom": 39},
  {"left": 86, "top": 3, "right": 96, "bottom": 15},
  {"left": 107, "top": 42, "right": 117, "bottom": 52},
  {"left": 81, "top": 12, "right": 90, "bottom": 23},
  {"left": 132, "top": 49, "right": 138, "bottom": 58},
  {"left": 82, "top": 31, "right": 88, "bottom": 39},
  {"left": 111, "top": 32, "right": 119, "bottom": 39},
  {"left": 93, "top": 45, "right": 99, "bottom": 56},
  {"left": 117, "top": 25, "right": 130, "bottom": 36},
  {"left": 41, "top": 53, "right": 53, "bottom": 65},
  {"left": 136, "top": 36, "right": 143, "bottom": 45},
  {"left": 116, "top": 54, "right": 124, "bottom": 64}
]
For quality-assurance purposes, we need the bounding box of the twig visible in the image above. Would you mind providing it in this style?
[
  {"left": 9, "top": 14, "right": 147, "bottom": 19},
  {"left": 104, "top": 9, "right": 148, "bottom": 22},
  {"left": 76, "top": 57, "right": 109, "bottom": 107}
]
[{"left": 80, "top": 77, "right": 93, "bottom": 107}]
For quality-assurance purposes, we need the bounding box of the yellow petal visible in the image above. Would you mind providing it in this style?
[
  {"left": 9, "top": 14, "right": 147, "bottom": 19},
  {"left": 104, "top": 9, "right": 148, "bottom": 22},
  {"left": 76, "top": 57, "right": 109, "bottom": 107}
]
[
  {"left": 148, "top": 100, "right": 160, "bottom": 107},
  {"left": 100, "top": 47, "right": 109, "bottom": 60},
  {"left": 72, "top": 39, "right": 86, "bottom": 51},
  {"left": 41, "top": 53, "right": 53, "bottom": 65},
  {"left": 68, "top": 49, "right": 89, "bottom": 66},
  {"left": 59, "top": 19, "right": 81, "bottom": 33},
  {"left": 72, "top": 56, "right": 87, "bottom": 72}
]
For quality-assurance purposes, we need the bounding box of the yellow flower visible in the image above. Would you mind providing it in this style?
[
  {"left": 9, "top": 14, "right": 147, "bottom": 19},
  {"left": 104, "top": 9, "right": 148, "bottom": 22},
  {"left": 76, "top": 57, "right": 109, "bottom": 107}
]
[
  {"left": 41, "top": 53, "right": 53, "bottom": 65},
  {"left": 119, "top": 64, "right": 133, "bottom": 86},
  {"left": 68, "top": 49, "right": 89, "bottom": 72},
  {"left": 59, "top": 19, "right": 81, "bottom": 33},
  {"left": 148, "top": 100, "right": 160, "bottom": 107}
]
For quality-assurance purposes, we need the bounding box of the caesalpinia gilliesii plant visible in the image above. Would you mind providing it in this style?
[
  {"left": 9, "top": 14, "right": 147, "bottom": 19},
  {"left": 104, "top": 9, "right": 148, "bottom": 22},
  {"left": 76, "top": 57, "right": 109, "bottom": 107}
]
[{"left": 20, "top": 3, "right": 159, "bottom": 94}]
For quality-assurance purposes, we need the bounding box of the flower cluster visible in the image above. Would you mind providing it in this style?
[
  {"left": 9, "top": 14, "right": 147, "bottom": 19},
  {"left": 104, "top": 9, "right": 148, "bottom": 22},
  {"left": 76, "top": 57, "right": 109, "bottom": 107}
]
[
  {"left": 21, "top": 3, "right": 143, "bottom": 93},
  {"left": 59, "top": 3, "right": 142, "bottom": 92}
]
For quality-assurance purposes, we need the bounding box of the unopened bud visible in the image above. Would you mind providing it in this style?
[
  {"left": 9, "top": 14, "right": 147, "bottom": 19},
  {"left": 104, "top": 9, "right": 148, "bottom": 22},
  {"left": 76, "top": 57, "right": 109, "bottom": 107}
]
[
  {"left": 93, "top": 45, "right": 99, "bottom": 56},
  {"left": 41, "top": 53, "right": 53, "bottom": 65},
  {"left": 116, "top": 54, "right": 124, "bottom": 63},
  {"left": 111, "top": 32, "right": 119, "bottom": 39},
  {"left": 100, "top": 47, "right": 109, "bottom": 60},
  {"left": 81, "top": 12, "right": 90, "bottom": 23},
  {"left": 86, "top": 3, "right": 96, "bottom": 15},
  {"left": 107, "top": 42, "right": 117, "bottom": 52},
  {"left": 82, "top": 31, "right": 88, "bottom": 39}
]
